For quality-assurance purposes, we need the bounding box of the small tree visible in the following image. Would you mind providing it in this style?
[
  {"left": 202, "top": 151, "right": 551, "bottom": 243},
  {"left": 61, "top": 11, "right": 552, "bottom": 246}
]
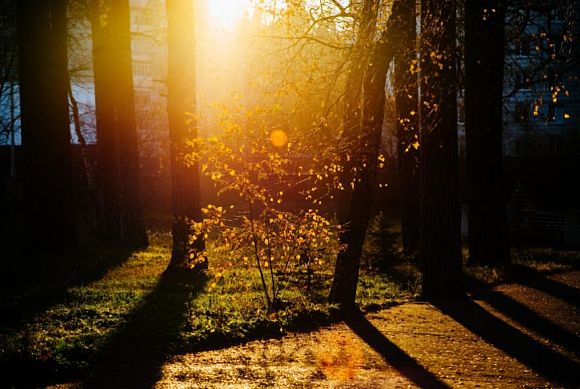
[{"left": 188, "top": 106, "right": 339, "bottom": 311}]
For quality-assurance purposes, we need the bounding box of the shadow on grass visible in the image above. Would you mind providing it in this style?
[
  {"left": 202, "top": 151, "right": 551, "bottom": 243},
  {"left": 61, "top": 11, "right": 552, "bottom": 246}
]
[
  {"left": 480, "top": 291, "right": 580, "bottom": 356},
  {"left": 344, "top": 311, "right": 449, "bottom": 389},
  {"left": 83, "top": 268, "right": 206, "bottom": 388},
  {"left": 0, "top": 246, "right": 135, "bottom": 330},
  {"left": 511, "top": 264, "right": 580, "bottom": 307},
  {"left": 363, "top": 216, "right": 421, "bottom": 295},
  {"left": 433, "top": 298, "right": 580, "bottom": 387}
]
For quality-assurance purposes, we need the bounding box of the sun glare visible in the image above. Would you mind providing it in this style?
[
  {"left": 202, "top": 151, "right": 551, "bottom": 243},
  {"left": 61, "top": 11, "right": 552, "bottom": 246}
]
[
  {"left": 270, "top": 129, "right": 288, "bottom": 147},
  {"left": 208, "top": 0, "right": 252, "bottom": 29}
]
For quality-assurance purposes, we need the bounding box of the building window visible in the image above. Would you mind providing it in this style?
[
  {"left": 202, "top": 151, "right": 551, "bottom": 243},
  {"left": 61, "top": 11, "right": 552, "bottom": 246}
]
[
  {"left": 515, "top": 36, "right": 530, "bottom": 56},
  {"left": 134, "top": 10, "right": 153, "bottom": 26},
  {"left": 514, "top": 69, "right": 531, "bottom": 90},
  {"left": 135, "top": 91, "right": 151, "bottom": 106},
  {"left": 549, "top": 7, "right": 565, "bottom": 22},
  {"left": 133, "top": 63, "right": 151, "bottom": 77},
  {"left": 549, "top": 34, "right": 565, "bottom": 60},
  {"left": 514, "top": 102, "right": 530, "bottom": 122}
]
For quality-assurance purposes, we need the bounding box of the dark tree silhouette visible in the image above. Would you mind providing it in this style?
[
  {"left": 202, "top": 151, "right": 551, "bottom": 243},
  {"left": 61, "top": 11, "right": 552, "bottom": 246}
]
[
  {"left": 166, "top": 0, "right": 205, "bottom": 269},
  {"left": 89, "top": 0, "right": 148, "bottom": 248},
  {"left": 464, "top": 0, "right": 510, "bottom": 267},
  {"left": 329, "top": 0, "right": 405, "bottom": 306},
  {"left": 16, "top": 0, "right": 77, "bottom": 250},
  {"left": 419, "top": 0, "right": 463, "bottom": 298},
  {"left": 110, "top": 0, "right": 148, "bottom": 248},
  {"left": 89, "top": 0, "right": 122, "bottom": 241},
  {"left": 394, "top": 0, "right": 420, "bottom": 255}
]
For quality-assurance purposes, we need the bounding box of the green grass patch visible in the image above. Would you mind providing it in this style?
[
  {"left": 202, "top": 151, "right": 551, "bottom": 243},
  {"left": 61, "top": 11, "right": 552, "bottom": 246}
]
[
  {"left": 511, "top": 246, "right": 580, "bottom": 273},
  {"left": 182, "top": 243, "right": 415, "bottom": 347},
  {"left": 0, "top": 233, "right": 171, "bottom": 375},
  {"left": 9, "top": 222, "right": 575, "bottom": 383},
  {"left": 0, "top": 230, "right": 416, "bottom": 381},
  {"left": 463, "top": 246, "right": 580, "bottom": 292}
]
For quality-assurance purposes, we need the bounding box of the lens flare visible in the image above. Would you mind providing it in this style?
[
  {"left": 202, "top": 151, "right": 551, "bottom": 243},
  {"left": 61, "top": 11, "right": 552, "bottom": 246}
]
[{"left": 270, "top": 129, "right": 288, "bottom": 147}]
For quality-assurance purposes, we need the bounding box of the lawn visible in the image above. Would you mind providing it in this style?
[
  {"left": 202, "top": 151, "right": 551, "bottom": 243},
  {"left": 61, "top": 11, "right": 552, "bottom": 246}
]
[
  {"left": 1, "top": 223, "right": 578, "bottom": 385},
  {"left": 0, "top": 229, "right": 413, "bottom": 384}
]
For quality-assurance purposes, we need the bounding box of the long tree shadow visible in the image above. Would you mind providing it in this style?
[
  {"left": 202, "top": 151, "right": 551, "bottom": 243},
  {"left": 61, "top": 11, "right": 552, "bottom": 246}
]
[
  {"left": 511, "top": 264, "right": 580, "bottom": 307},
  {"left": 0, "top": 246, "right": 135, "bottom": 330},
  {"left": 83, "top": 268, "right": 206, "bottom": 388},
  {"left": 433, "top": 298, "right": 580, "bottom": 387},
  {"left": 344, "top": 311, "right": 449, "bottom": 389},
  {"left": 479, "top": 291, "right": 580, "bottom": 356}
]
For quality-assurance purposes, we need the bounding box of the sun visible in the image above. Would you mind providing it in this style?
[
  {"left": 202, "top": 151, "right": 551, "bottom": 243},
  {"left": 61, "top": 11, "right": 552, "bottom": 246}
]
[{"left": 208, "top": 0, "right": 252, "bottom": 29}]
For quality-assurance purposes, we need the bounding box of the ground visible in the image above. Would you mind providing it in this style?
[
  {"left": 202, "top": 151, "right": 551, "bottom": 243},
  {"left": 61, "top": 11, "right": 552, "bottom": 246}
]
[{"left": 72, "top": 269, "right": 579, "bottom": 388}]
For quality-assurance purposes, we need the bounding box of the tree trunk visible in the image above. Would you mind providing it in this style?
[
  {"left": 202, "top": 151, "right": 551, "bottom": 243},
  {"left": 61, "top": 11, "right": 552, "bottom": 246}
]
[
  {"left": 419, "top": 0, "right": 463, "bottom": 299},
  {"left": 89, "top": 1, "right": 122, "bottom": 240},
  {"left": 166, "top": 0, "right": 205, "bottom": 269},
  {"left": 89, "top": 0, "right": 148, "bottom": 248},
  {"left": 464, "top": 0, "right": 510, "bottom": 267},
  {"left": 16, "top": 0, "right": 77, "bottom": 250},
  {"left": 68, "top": 76, "right": 99, "bottom": 233},
  {"left": 394, "top": 0, "right": 420, "bottom": 255},
  {"left": 329, "top": 0, "right": 402, "bottom": 307},
  {"left": 110, "top": 0, "right": 148, "bottom": 248}
]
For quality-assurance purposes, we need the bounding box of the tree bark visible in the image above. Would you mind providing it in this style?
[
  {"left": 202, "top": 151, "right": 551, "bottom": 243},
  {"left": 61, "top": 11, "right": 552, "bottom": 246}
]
[
  {"left": 419, "top": 0, "right": 463, "bottom": 298},
  {"left": 89, "top": 0, "right": 148, "bottom": 248},
  {"left": 166, "top": 0, "right": 205, "bottom": 269},
  {"left": 110, "top": 0, "right": 148, "bottom": 248},
  {"left": 394, "top": 0, "right": 420, "bottom": 255},
  {"left": 329, "top": 0, "right": 403, "bottom": 307},
  {"left": 89, "top": 1, "right": 122, "bottom": 240},
  {"left": 464, "top": 0, "right": 510, "bottom": 267},
  {"left": 16, "top": 0, "right": 77, "bottom": 250}
]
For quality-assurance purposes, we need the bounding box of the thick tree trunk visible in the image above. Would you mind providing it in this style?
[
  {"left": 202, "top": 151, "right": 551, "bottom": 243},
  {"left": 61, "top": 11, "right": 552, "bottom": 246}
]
[
  {"left": 329, "top": 0, "right": 402, "bottom": 307},
  {"left": 419, "top": 0, "right": 463, "bottom": 299},
  {"left": 16, "top": 0, "right": 77, "bottom": 250},
  {"left": 464, "top": 0, "right": 510, "bottom": 267},
  {"left": 394, "top": 0, "right": 420, "bottom": 255},
  {"left": 166, "top": 0, "right": 205, "bottom": 269},
  {"left": 89, "top": 0, "right": 148, "bottom": 247},
  {"left": 110, "top": 0, "right": 148, "bottom": 248},
  {"left": 89, "top": 2, "right": 122, "bottom": 240}
]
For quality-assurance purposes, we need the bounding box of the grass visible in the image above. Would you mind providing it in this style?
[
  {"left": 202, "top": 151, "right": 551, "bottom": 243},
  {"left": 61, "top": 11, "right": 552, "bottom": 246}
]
[
  {"left": 462, "top": 246, "right": 580, "bottom": 294},
  {"left": 2, "top": 218, "right": 578, "bottom": 384},
  {"left": 511, "top": 246, "right": 580, "bottom": 272},
  {"left": 0, "top": 234, "right": 170, "bottom": 379},
  {"left": 0, "top": 229, "right": 414, "bottom": 383}
]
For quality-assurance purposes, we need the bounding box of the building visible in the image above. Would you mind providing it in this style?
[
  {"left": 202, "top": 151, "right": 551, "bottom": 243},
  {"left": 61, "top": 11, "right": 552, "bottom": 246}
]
[
  {"left": 130, "top": 0, "right": 169, "bottom": 175},
  {"left": 503, "top": 2, "right": 580, "bottom": 157}
]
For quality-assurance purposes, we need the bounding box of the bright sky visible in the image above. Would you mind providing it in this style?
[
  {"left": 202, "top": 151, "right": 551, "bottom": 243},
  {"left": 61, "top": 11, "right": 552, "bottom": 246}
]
[{"left": 208, "top": 0, "right": 253, "bottom": 29}]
